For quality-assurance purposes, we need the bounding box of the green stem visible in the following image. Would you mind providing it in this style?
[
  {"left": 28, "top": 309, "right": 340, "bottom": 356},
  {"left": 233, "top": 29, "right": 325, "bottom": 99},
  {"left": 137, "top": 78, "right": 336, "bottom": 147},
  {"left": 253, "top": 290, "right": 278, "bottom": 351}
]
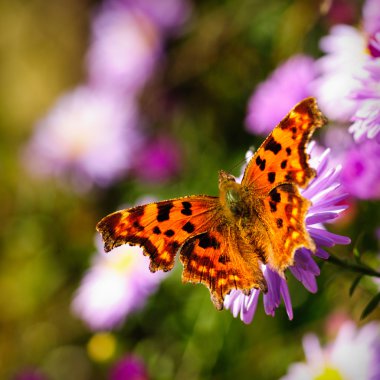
[{"left": 327, "top": 254, "right": 380, "bottom": 278}]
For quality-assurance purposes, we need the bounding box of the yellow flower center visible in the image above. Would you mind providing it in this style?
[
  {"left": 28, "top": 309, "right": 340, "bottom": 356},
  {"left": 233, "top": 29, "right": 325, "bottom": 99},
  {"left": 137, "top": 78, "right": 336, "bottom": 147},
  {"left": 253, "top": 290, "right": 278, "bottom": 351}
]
[{"left": 314, "top": 367, "right": 344, "bottom": 380}]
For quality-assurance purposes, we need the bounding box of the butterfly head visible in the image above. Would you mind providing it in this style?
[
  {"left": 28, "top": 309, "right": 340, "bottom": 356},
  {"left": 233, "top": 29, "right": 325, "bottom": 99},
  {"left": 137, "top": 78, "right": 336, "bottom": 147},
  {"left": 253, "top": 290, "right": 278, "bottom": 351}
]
[{"left": 218, "top": 170, "right": 236, "bottom": 187}]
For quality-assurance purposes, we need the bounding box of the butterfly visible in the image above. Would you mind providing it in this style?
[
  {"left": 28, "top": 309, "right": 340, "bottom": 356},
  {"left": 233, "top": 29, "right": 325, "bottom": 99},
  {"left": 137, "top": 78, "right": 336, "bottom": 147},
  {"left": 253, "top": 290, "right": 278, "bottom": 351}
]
[{"left": 97, "top": 97, "right": 327, "bottom": 310}]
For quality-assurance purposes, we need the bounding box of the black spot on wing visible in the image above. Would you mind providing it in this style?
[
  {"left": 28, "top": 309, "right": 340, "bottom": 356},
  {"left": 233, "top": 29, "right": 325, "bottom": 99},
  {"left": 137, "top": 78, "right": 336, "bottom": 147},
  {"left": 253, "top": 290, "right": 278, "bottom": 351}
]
[
  {"left": 268, "top": 172, "right": 276, "bottom": 184},
  {"left": 182, "top": 221, "right": 195, "bottom": 233},
  {"left": 286, "top": 147, "right": 291, "bottom": 156},
  {"left": 264, "top": 136, "right": 282, "bottom": 155},
  {"left": 255, "top": 156, "right": 266, "bottom": 171},
  {"left": 181, "top": 201, "right": 192, "bottom": 216},
  {"left": 157, "top": 202, "right": 173, "bottom": 222},
  {"left": 281, "top": 160, "right": 287, "bottom": 169},
  {"left": 218, "top": 255, "right": 230, "bottom": 264},
  {"left": 153, "top": 226, "right": 161, "bottom": 234},
  {"left": 276, "top": 218, "right": 283, "bottom": 228},
  {"left": 269, "top": 201, "right": 277, "bottom": 212},
  {"left": 270, "top": 189, "right": 281, "bottom": 203},
  {"left": 164, "top": 229, "right": 175, "bottom": 237},
  {"left": 198, "top": 233, "right": 220, "bottom": 249}
]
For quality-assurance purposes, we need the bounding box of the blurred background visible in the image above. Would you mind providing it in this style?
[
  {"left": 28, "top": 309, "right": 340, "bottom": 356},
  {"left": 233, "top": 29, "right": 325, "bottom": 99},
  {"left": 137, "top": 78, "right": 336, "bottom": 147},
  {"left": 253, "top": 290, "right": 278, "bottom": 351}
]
[{"left": 1, "top": 0, "right": 379, "bottom": 379}]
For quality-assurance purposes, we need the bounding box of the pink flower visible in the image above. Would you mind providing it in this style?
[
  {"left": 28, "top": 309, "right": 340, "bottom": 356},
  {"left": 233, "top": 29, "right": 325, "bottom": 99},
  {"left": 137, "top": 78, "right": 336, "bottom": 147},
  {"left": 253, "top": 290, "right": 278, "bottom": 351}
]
[
  {"left": 245, "top": 55, "right": 316, "bottom": 136},
  {"left": 72, "top": 235, "right": 166, "bottom": 331},
  {"left": 24, "top": 86, "right": 139, "bottom": 190},
  {"left": 281, "top": 321, "right": 380, "bottom": 380},
  {"left": 86, "top": 5, "right": 162, "bottom": 95}
]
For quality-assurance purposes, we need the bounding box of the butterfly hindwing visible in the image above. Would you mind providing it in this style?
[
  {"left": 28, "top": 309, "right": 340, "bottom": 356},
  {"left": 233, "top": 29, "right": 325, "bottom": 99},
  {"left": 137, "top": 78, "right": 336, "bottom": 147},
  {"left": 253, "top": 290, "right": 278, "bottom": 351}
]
[
  {"left": 180, "top": 226, "right": 267, "bottom": 309},
  {"left": 96, "top": 196, "right": 219, "bottom": 272},
  {"left": 260, "top": 184, "right": 315, "bottom": 272},
  {"left": 242, "top": 97, "right": 327, "bottom": 194}
]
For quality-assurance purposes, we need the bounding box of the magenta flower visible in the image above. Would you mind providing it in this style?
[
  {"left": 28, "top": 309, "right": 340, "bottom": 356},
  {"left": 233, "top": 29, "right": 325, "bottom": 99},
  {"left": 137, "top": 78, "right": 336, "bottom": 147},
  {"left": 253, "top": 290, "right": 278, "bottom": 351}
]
[
  {"left": 224, "top": 144, "right": 351, "bottom": 324},
  {"left": 132, "top": 135, "right": 182, "bottom": 183},
  {"left": 71, "top": 235, "right": 166, "bottom": 331},
  {"left": 245, "top": 55, "right": 316, "bottom": 136},
  {"left": 109, "top": 355, "right": 148, "bottom": 380},
  {"left": 87, "top": 5, "right": 163, "bottom": 95},
  {"left": 341, "top": 138, "right": 380, "bottom": 199},
  {"left": 24, "top": 86, "right": 139, "bottom": 190},
  {"left": 281, "top": 321, "right": 380, "bottom": 380}
]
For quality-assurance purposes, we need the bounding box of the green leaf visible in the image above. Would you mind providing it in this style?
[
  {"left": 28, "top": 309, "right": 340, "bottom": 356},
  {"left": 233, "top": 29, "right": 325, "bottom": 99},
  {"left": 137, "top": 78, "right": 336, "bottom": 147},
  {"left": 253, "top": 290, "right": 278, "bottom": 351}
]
[
  {"left": 360, "top": 293, "right": 380, "bottom": 320},
  {"left": 349, "top": 275, "right": 363, "bottom": 297}
]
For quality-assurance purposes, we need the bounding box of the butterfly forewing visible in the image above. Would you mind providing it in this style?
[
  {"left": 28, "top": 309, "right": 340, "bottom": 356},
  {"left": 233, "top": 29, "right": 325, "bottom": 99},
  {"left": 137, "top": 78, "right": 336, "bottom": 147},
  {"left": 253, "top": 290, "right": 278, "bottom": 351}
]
[
  {"left": 96, "top": 196, "right": 219, "bottom": 272},
  {"left": 242, "top": 97, "right": 327, "bottom": 195}
]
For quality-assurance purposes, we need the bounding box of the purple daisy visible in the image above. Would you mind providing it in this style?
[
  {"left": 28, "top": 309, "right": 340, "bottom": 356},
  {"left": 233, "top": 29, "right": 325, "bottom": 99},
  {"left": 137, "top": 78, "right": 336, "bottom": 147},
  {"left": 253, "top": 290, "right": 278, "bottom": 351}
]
[
  {"left": 245, "top": 55, "right": 316, "bottom": 136},
  {"left": 281, "top": 320, "right": 380, "bottom": 380},
  {"left": 71, "top": 235, "right": 166, "bottom": 331},
  {"left": 312, "top": 24, "right": 368, "bottom": 122},
  {"left": 224, "top": 144, "right": 351, "bottom": 324},
  {"left": 349, "top": 61, "right": 380, "bottom": 142},
  {"left": 24, "top": 86, "right": 140, "bottom": 191}
]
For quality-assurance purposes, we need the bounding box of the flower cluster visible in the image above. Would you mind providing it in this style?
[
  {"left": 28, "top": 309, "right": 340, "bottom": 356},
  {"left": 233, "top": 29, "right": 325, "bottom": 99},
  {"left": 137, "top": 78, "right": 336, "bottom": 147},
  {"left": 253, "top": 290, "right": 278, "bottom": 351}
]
[
  {"left": 245, "top": 0, "right": 380, "bottom": 201},
  {"left": 281, "top": 320, "right": 380, "bottom": 380},
  {"left": 224, "top": 144, "right": 351, "bottom": 324},
  {"left": 24, "top": 0, "right": 189, "bottom": 190}
]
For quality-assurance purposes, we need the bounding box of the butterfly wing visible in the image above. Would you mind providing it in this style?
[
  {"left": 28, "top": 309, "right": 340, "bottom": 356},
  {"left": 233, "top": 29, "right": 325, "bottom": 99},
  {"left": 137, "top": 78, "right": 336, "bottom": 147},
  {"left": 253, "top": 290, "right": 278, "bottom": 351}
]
[
  {"left": 241, "top": 98, "right": 326, "bottom": 273},
  {"left": 261, "top": 184, "right": 315, "bottom": 272},
  {"left": 241, "top": 97, "right": 326, "bottom": 194},
  {"left": 97, "top": 196, "right": 267, "bottom": 309},
  {"left": 180, "top": 226, "right": 267, "bottom": 309},
  {"left": 96, "top": 196, "right": 220, "bottom": 272}
]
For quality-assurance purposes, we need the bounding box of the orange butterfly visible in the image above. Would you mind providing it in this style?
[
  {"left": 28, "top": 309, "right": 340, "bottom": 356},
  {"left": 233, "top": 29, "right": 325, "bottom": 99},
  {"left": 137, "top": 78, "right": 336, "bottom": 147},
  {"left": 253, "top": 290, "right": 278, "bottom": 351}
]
[{"left": 97, "top": 97, "right": 327, "bottom": 310}]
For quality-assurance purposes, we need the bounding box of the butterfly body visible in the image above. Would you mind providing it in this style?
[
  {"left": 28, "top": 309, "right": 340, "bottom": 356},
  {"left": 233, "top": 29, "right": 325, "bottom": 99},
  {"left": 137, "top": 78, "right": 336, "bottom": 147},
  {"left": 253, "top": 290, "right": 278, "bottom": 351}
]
[{"left": 97, "top": 98, "right": 327, "bottom": 310}]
